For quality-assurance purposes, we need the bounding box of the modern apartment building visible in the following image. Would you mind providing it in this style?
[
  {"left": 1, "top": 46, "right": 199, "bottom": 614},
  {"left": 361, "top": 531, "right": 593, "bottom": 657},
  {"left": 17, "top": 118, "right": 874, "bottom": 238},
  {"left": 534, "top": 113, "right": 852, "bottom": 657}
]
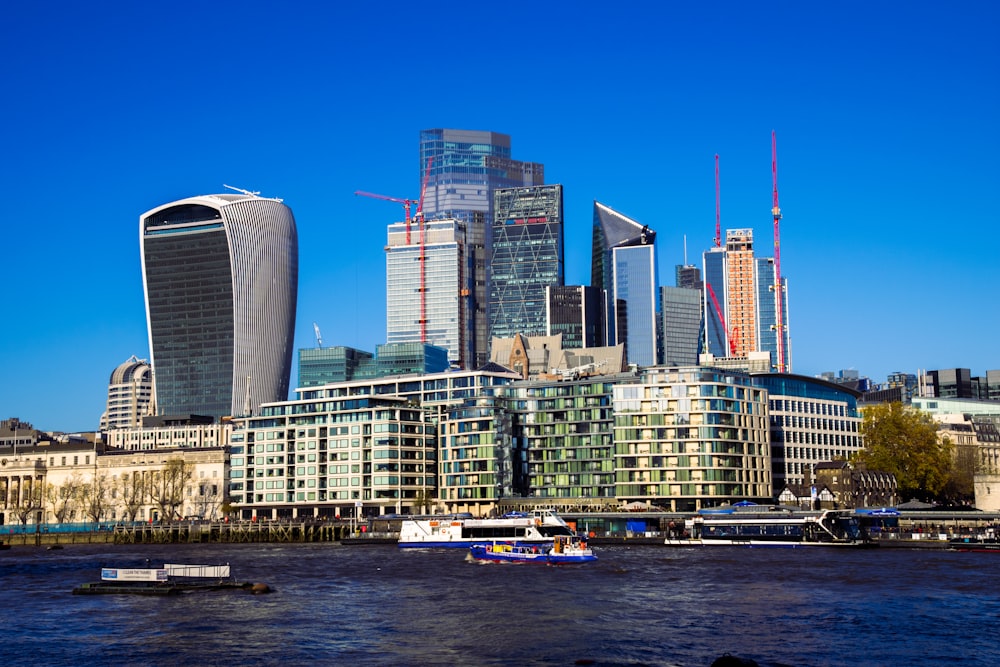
[
  {"left": 140, "top": 193, "right": 298, "bottom": 419},
  {"left": 592, "top": 202, "right": 659, "bottom": 367},
  {"left": 419, "top": 129, "right": 544, "bottom": 368},
  {"left": 386, "top": 218, "right": 467, "bottom": 365},
  {"left": 612, "top": 366, "right": 772, "bottom": 511},
  {"left": 489, "top": 184, "right": 564, "bottom": 342},
  {"left": 507, "top": 374, "right": 633, "bottom": 507}
]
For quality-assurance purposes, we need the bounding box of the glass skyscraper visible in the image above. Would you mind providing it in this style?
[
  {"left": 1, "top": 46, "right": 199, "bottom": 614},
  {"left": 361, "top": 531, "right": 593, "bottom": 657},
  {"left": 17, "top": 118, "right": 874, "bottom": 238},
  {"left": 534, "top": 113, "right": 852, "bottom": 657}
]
[
  {"left": 546, "top": 285, "right": 606, "bottom": 349},
  {"left": 592, "top": 202, "right": 658, "bottom": 367},
  {"left": 659, "top": 286, "right": 702, "bottom": 366},
  {"left": 701, "top": 229, "right": 791, "bottom": 371},
  {"left": 489, "top": 184, "right": 564, "bottom": 342},
  {"left": 140, "top": 193, "right": 298, "bottom": 419},
  {"left": 385, "top": 218, "right": 467, "bottom": 366},
  {"left": 419, "top": 129, "right": 544, "bottom": 367}
]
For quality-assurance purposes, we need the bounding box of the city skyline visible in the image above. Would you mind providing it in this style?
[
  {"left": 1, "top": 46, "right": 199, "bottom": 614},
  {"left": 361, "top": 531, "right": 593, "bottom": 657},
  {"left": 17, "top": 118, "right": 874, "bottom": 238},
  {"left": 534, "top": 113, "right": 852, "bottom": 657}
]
[{"left": 2, "top": 2, "right": 998, "bottom": 430}]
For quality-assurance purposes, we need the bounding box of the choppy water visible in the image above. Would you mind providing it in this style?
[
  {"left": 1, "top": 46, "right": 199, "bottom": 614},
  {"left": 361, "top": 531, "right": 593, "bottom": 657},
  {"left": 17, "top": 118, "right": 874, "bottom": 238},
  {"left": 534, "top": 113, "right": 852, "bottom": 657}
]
[{"left": 2, "top": 542, "right": 998, "bottom": 666}]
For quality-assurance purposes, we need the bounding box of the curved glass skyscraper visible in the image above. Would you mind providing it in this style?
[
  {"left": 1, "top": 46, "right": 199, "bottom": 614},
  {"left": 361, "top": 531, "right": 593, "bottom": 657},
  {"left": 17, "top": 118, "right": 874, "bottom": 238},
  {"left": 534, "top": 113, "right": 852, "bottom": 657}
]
[{"left": 140, "top": 194, "right": 298, "bottom": 419}]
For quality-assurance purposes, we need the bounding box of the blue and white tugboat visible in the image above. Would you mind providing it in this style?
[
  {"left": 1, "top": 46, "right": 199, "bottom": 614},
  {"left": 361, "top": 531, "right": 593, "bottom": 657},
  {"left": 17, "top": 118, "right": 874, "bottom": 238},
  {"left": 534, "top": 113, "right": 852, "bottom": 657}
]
[{"left": 468, "top": 535, "right": 597, "bottom": 564}]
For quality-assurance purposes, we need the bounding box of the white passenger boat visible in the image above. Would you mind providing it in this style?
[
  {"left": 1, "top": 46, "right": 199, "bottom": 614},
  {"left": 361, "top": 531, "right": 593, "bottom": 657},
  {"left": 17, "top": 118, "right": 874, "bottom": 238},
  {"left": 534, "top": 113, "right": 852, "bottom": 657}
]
[
  {"left": 666, "top": 503, "right": 874, "bottom": 548},
  {"left": 398, "top": 509, "right": 575, "bottom": 548}
]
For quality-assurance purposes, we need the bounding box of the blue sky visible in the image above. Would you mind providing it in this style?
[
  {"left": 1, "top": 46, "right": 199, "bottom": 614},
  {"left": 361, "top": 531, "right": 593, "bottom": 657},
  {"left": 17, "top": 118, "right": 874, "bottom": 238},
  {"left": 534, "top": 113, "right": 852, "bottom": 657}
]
[{"left": 2, "top": 2, "right": 997, "bottom": 431}]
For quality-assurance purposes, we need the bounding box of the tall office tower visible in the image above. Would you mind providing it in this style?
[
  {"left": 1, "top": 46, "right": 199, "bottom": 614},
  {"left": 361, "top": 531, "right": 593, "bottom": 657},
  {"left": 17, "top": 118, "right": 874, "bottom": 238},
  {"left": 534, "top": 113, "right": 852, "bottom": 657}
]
[
  {"left": 100, "top": 355, "right": 153, "bottom": 430},
  {"left": 419, "top": 129, "right": 544, "bottom": 368},
  {"left": 659, "top": 287, "right": 702, "bottom": 366},
  {"left": 591, "top": 202, "right": 659, "bottom": 367},
  {"left": 386, "top": 217, "right": 467, "bottom": 366},
  {"left": 755, "top": 256, "right": 791, "bottom": 372},
  {"left": 489, "top": 185, "right": 564, "bottom": 341},
  {"left": 675, "top": 264, "right": 702, "bottom": 289},
  {"left": 546, "top": 285, "right": 606, "bottom": 349},
  {"left": 701, "top": 229, "right": 790, "bottom": 371},
  {"left": 702, "top": 246, "right": 728, "bottom": 357},
  {"left": 140, "top": 193, "right": 298, "bottom": 420}
]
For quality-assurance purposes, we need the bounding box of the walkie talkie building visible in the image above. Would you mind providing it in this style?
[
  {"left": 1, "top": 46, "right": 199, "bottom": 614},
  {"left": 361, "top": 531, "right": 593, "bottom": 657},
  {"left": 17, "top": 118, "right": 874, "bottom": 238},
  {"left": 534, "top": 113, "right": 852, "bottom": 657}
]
[{"left": 140, "top": 193, "right": 298, "bottom": 419}]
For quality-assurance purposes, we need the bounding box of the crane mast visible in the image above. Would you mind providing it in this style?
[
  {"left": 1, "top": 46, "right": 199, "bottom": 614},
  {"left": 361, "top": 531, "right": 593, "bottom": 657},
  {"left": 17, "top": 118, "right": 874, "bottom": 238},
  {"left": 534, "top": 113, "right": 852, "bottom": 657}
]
[
  {"left": 714, "top": 154, "right": 721, "bottom": 248},
  {"left": 416, "top": 156, "right": 434, "bottom": 343},
  {"left": 771, "top": 131, "right": 786, "bottom": 373}
]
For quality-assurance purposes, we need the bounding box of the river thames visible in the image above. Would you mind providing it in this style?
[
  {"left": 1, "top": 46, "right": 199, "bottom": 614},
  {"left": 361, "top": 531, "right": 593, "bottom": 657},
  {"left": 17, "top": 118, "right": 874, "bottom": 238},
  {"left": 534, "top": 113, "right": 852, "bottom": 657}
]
[{"left": 2, "top": 542, "right": 998, "bottom": 666}]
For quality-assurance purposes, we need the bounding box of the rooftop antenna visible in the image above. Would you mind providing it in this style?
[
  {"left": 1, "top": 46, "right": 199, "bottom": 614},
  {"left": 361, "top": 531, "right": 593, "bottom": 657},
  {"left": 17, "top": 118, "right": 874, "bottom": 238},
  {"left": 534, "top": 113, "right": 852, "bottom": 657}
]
[
  {"left": 223, "top": 184, "right": 261, "bottom": 196},
  {"left": 683, "top": 234, "right": 688, "bottom": 265}
]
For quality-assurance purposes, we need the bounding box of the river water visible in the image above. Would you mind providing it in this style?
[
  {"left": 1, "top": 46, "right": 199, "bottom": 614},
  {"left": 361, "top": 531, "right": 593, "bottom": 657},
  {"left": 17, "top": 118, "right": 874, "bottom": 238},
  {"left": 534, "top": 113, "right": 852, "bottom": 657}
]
[{"left": 2, "top": 542, "right": 998, "bottom": 666}]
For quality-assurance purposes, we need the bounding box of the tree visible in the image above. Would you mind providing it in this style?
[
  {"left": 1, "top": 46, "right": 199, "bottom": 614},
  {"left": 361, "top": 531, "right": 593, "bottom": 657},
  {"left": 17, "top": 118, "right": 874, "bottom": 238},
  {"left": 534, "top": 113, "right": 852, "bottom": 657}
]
[
  {"left": 150, "top": 459, "right": 192, "bottom": 521},
  {"left": 45, "top": 474, "right": 84, "bottom": 523},
  {"left": 11, "top": 476, "right": 45, "bottom": 525},
  {"left": 411, "top": 488, "right": 434, "bottom": 514},
  {"left": 854, "top": 402, "right": 953, "bottom": 501},
  {"left": 80, "top": 473, "right": 112, "bottom": 523},
  {"left": 115, "top": 471, "right": 148, "bottom": 522}
]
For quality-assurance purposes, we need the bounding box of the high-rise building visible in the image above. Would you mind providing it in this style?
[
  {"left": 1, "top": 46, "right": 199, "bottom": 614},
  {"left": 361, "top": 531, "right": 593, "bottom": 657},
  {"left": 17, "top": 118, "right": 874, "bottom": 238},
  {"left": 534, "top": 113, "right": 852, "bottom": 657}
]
[
  {"left": 675, "top": 264, "right": 702, "bottom": 289},
  {"left": 419, "top": 129, "right": 544, "bottom": 368},
  {"left": 701, "top": 228, "right": 790, "bottom": 371},
  {"left": 659, "top": 287, "right": 702, "bottom": 366},
  {"left": 100, "top": 355, "right": 153, "bottom": 430},
  {"left": 546, "top": 285, "right": 606, "bottom": 349},
  {"left": 489, "top": 185, "right": 564, "bottom": 341},
  {"left": 140, "top": 193, "right": 298, "bottom": 420},
  {"left": 386, "top": 217, "right": 467, "bottom": 365},
  {"left": 592, "top": 202, "right": 658, "bottom": 367}
]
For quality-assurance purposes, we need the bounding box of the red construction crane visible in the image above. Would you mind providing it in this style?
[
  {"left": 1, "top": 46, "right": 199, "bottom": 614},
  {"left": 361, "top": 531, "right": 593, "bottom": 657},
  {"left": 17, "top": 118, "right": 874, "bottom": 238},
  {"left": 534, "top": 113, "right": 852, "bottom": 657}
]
[
  {"left": 415, "top": 156, "right": 434, "bottom": 342},
  {"left": 771, "top": 131, "right": 786, "bottom": 373},
  {"left": 714, "top": 154, "right": 721, "bottom": 248},
  {"left": 705, "top": 281, "right": 736, "bottom": 356},
  {"left": 354, "top": 190, "right": 420, "bottom": 244}
]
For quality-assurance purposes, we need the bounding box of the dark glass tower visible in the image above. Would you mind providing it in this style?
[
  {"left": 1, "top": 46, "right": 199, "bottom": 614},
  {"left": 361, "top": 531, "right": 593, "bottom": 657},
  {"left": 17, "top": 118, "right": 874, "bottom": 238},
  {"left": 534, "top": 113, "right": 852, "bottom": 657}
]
[
  {"left": 489, "top": 185, "right": 564, "bottom": 341},
  {"left": 140, "top": 194, "right": 298, "bottom": 419},
  {"left": 419, "top": 129, "right": 544, "bottom": 367}
]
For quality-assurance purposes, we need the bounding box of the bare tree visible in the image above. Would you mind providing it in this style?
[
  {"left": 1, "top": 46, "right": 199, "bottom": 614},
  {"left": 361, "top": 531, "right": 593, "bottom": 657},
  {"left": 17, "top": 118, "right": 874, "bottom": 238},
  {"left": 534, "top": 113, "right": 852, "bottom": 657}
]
[
  {"left": 45, "top": 474, "right": 84, "bottom": 523},
  {"left": 115, "top": 470, "right": 148, "bottom": 522},
  {"left": 11, "top": 476, "right": 45, "bottom": 525},
  {"left": 188, "top": 479, "right": 223, "bottom": 520},
  {"left": 80, "top": 473, "right": 112, "bottom": 524},
  {"left": 150, "top": 459, "right": 192, "bottom": 521}
]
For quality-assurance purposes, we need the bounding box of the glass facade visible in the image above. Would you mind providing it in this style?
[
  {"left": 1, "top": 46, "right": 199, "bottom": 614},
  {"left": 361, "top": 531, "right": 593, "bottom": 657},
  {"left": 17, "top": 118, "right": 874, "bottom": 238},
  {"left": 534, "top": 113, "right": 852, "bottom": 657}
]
[
  {"left": 613, "top": 367, "right": 772, "bottom": 512},
  {"left": 613, "top": 245, "right": 658, "bottom": 367},
  {"left": 386, "top": 219, "right": 466, "bottom": 365},
  {"left": 507, "top": 377, "right": 626, "bottom": 505},
  {"left": 702, "top": 249, "right": 728, "bottom": 356},
  {"left": 298, "top": 347, "right": 373, "bottom": 387},
  {"left": 659, "top": 286, "right": 702, "bottom": 366},
  {"left": 141, "top": 195, "right": 298, "bottom": 419},
  {"left": 489, "top": 185, "right": 564, "bottom": 341},
  {"left": 419, "top": 129, "right": 544, "bottom": 368},
  {"left": 546, "top": 285, "right": 605, "bottom": 349},
  {"left": 592, "top": 202, "right": 658, "bottom": 367}
]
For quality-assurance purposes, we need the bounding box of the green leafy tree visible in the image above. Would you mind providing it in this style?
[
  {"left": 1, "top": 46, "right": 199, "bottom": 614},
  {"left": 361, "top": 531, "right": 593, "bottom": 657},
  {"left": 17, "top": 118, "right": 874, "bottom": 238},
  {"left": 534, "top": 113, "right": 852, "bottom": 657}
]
[{"left": 854, "top": 402, "right": 953, "bottom": 501}]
